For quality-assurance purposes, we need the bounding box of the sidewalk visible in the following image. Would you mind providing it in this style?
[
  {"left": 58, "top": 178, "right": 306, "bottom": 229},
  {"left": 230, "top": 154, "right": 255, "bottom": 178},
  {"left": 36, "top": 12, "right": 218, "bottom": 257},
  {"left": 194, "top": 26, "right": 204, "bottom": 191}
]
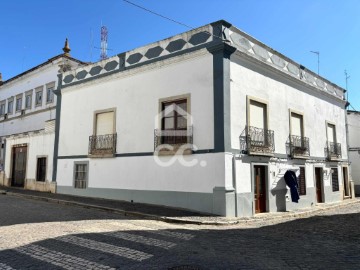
[{"left": 1, "top": 186, "right": 359, "bottom": 226}]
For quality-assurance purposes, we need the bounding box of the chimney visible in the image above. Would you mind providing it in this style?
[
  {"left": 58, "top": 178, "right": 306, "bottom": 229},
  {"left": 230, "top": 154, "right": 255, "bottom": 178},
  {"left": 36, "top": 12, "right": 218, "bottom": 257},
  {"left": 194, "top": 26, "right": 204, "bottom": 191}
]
[{"left": 0, "top": 73, "right": 3, "bottom": 86}]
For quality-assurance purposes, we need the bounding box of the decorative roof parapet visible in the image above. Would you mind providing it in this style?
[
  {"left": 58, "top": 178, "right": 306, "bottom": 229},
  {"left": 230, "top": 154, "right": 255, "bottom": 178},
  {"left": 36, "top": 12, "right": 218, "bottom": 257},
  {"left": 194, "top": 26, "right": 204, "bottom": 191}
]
[
  {"left": 227, "top": 26, "right": 345, "bottom": 100},
  {"left": 61, "top": 24, "right": 214, "bottom": 86},
  {"left": 61, "top": 20, "right": 345, "bottom": 101}
]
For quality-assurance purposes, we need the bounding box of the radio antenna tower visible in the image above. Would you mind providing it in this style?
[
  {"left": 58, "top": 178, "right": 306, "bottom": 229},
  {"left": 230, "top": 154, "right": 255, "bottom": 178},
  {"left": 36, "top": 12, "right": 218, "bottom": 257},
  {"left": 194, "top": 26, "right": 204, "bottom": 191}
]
[{"left": 100, "top": 26, "right": 108, "bottom": 60}]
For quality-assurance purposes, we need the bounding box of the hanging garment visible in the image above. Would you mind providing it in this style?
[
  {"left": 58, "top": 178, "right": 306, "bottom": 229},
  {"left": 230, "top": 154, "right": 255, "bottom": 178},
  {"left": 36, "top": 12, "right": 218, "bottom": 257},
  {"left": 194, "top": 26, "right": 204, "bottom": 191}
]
[{"left": 284, "top": 170, "right": 300, "bottom": 203}]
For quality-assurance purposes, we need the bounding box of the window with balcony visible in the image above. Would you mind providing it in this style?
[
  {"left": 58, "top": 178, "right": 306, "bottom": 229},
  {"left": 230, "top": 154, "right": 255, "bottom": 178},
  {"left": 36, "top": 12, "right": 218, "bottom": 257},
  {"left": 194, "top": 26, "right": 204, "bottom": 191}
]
[
  {"left": 89, "top": 109, "right": 116, "bottom": 157},
  {"left": 240, "top": 97, "right": 274, "bottom": 155},
  {"left": 289, "top": 111, "right": 309, "bottom": 158},
  {"left": 326, "top": 122, "right": 341, "bottom": 160},
  {"left": 154, "top": 95, "right": 192, "bottom": 155}
]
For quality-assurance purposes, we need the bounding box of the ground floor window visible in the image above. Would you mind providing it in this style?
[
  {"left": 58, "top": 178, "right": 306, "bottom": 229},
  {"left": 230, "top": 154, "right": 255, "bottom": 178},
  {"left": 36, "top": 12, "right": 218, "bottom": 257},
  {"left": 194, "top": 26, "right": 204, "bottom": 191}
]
[
  {"left": 331, "top": 168, "right": 339, "bottom": 192},
  {"left": 74, "top": 161, "right": 88, "bottom": 189},
  {"left": 36, "top": 157, "right": 47, "bottom": 182},
  {"left": 297, "top": 166, "right": 306, "bottom": 196}
]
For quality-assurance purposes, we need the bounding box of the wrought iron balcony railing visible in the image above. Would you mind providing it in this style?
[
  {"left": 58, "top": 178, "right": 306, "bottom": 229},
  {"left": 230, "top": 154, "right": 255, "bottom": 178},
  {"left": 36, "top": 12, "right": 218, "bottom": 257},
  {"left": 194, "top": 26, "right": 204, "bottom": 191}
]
[
  {"left": 240, "top": 126, "right": 275, "bottom": 155},
  {"left": 289, "top": 135, "right": 310, "bottom": 158},
  {"left": 154, "top": 126, "right": 193, "bottom": 150},
  {"left": 326, "top": 141, "right": 341, "bottom": 160},
  {"left": 89, "top": 133, "right": 117, "bottom": 155}
]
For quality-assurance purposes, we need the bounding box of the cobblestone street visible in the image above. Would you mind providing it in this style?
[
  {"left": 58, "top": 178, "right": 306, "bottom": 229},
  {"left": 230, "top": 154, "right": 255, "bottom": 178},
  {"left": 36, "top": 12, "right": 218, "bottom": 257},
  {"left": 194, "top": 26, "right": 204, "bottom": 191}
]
[{"left": 0, "top": 194, "right": 359, "bottom": 269}]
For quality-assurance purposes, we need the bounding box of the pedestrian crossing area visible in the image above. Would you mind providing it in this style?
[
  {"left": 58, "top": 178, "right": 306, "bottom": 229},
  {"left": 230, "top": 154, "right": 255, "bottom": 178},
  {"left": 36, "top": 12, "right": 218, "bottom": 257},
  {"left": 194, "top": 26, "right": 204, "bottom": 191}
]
[{"left": 0, "top": 227, "right": 195, "bottom": 269}]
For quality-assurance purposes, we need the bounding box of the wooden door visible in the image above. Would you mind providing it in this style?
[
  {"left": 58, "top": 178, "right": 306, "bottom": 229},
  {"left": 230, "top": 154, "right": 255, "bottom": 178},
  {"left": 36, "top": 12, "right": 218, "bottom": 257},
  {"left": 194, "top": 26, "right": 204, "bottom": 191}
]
[
  {"left": 11, "top": 146, "right": 27, "bottom": 187},
  {"left": 343, "top": 167, "right": 350, "bottom": 197},
  {"left": 254, "top": 165, "right": 267, "bottom": 213},
  {"left": 315, "top": 168, "right": 323, "bottom": 203}
]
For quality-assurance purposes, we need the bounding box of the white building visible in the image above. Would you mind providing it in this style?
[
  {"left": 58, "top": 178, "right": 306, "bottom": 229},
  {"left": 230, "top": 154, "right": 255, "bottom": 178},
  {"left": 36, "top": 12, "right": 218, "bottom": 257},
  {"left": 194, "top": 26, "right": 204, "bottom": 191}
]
[
  {"left": 0, "top": 40, "right": 86, "bottom": 192},
  {"left": 55, "top": 20, "right": 350, "bottom": 216},
  {"left": 347, "top": 110, "right": 360, "bottom": 195}
]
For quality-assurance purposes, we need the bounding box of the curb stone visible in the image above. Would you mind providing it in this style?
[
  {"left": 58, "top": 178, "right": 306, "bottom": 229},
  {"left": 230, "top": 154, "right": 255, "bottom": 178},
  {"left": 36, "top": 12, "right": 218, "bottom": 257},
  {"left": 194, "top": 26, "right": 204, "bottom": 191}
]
[{"left": 3, "top": 191, "right": 360, "bottom": 226}]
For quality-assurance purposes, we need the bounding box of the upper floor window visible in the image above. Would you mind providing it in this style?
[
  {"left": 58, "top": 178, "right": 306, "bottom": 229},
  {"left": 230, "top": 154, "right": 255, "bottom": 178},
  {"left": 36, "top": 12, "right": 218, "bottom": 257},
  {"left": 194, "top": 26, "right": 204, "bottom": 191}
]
[
  {"left": 16, "top": 95, "right": 23, "bottom": 112},
  {"left": 326, "top": 122, "right": 341, "bottom": 160},
  {"left": 327, "top": 123, "right": 336, "bottom": 143},
  {"left": 35, "top": 86, "right": 43, "bottom": 107},
  {"left": 0, "top": 100, "right": 5, "bottom": 116},
  {"left": 7, "top": 98, "right": 14, "bottom": 114},
  {"left": 89, "top": 109, "right": 117, "bottom": 156},
  {"left": 242, "top": 97, "right": 274, "bottom": 156},
  {"left": 154, "top": 94, "right": 192, "bottom": 154},
  {"left": 25, "top": 90, "right": 32, "bottom": 109},
  {"left": 46, "top": 82, "right": 55, "bottom": 104},
  {"left": 289, "top": 111, "right": 309, "bottom": 158}
]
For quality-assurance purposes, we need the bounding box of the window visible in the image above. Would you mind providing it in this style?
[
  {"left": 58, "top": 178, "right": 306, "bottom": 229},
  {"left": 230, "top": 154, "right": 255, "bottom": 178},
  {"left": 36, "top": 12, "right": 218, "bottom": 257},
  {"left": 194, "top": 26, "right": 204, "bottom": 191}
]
[
  {"left": 331, "top": 168, "right": 339, "bottom": 192},
  {"left": 36, "top": 157, "right": 47, "bottom": 182},
  {"left": 290, "top": 112, "right": 304, "bottom": 137},
  {"left": 327, "top": 123, "right": 337, "bottom": 143},
  {"left": 244, "top": 97, "right": 274, "bottom": 155},
  {"left": 35, "top": 86, "right": 43, "bottom": 107},
  {"left": 16, "top": 95, "right": 22, "bottom": 112},
  {"left": 46, "top": 83, "right": 55, "bottom": 104},
  {"left": 297, "top": 167, "right": 306, "bottom": 196},
  {"left": 249, "top": 99, "right": 267, "bottom": 130},
  {"left": 89, "top": 109, "right": 117, "bottom": 156},
  {"left": 161, "top": 99, "right": 188, "bottom": 145},
  {"left": 326, "top": 122, "right": 341, "bottom": 160},
  {"left": 25, "top": 91, "right": 32, "bottom": 109},
  {"left": 0, "top": 100, "right": 5, "bottom": 116},
  {"left": 74, "top": 162, "right": 88, "bottom": 189},
  {"left": 7, "top": 98, "right": 13, "bottom": 114}
]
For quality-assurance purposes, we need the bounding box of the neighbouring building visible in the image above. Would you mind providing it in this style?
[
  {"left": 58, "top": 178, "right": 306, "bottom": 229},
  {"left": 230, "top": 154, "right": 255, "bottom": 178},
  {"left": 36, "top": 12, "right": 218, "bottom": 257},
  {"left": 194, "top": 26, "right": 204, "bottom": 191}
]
[
  {"left": 347, "top": 110, "right": 360, "bottom": 195},
  {"left": 0, "top": 40, "right": 86, "bottom": 192},
  {"left": 55, "top": 20, "right": 350, "bottom": 216}
]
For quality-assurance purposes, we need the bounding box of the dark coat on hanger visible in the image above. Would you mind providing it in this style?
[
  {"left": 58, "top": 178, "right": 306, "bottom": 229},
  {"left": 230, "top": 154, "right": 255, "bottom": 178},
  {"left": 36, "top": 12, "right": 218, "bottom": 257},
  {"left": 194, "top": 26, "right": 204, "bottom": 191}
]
[{"left": 284, "top": 170, "right": 300, "bottom": 203}]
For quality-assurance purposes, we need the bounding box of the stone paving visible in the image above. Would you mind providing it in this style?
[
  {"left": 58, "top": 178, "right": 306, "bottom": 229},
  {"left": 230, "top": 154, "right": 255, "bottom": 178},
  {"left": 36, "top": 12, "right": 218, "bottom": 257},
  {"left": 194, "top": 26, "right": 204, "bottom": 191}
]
[{"left": 0, "top": 194, "right": 359, "bottom": 269}]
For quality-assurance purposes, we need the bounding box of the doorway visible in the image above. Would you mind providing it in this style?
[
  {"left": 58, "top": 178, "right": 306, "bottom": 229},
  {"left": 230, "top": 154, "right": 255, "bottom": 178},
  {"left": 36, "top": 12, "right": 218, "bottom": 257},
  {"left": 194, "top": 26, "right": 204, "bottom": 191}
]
[
  {"left": 11, "top": 145, "right": 27, "bottom": 187},
  {"left": 254, "top": 165, "right": 267, "bottom": 213},
  {"left": 342, "top": 167, "right": 350, "bottom": 198},
  {"left": 315, "top": 167, "right": 323, "bottom": 203}
]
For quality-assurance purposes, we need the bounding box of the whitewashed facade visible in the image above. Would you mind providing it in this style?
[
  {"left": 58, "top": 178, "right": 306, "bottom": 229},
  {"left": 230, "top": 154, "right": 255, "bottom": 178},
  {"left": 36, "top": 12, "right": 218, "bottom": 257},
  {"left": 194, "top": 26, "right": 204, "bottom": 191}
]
[
  {"left": 55, "top": 21, "right": 350, "bottom": 216},
  {"left": 0, "top": 46, "right": 85, "bottom": 192}
]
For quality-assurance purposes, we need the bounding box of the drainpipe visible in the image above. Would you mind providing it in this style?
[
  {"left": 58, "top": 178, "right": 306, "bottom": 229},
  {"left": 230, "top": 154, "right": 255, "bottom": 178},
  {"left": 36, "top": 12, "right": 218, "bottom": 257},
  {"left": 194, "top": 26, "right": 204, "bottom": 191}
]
[{"left": 232, "top": 154, "right": 238, "bottom": 216}]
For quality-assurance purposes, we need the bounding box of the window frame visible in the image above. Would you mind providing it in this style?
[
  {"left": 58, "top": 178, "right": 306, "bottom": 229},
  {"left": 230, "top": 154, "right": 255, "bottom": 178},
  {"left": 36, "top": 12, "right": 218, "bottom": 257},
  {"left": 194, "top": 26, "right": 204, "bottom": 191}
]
[
  {"left": 331, "top": 167, "right": 339, "bottom": 192},
  {"left": 93, "top": 108, "right": 117, "bottom": 136},
  {"left": 297, "top": 166, "right": 306, "bottom": 196},
  {"left": 25, "top": 90, "right": 33, "bottom": 110},
  {"left": 73, "top": 161, "right": 89, "bottom": 189},
  {"left": 7, "top": 97, "right": 14, "bottom": 115},
  {"left": 156, "top": 94, "right": 192, "bottom": 155},
  {"left": 246, "top": 96, "right": 269, "bottom": 130},
  {"left": 35, "top": 86, "right": 43, "bottom": 107},
  {"left": 46, "top": 82, "right": 55, "bottom": 104},
  {"left": 326, "top": 121, "right": 337, "bottom": 143},
  {"left": 0, "top": 100, "right": 5, "bottom": 116},
  {"left": 36, "top": 156, "right": 47, "bottom": 182},
  {"left": 289, "top": 109, "right": 305, "bottom": 138},
  {"left": 15, "top": 94, "right": 23, "bottom": 112}
]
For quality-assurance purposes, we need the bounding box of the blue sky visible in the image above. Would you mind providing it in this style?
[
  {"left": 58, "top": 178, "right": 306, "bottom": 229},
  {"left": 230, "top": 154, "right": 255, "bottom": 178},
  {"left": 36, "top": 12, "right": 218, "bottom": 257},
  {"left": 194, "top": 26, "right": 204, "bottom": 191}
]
[{"left": 1, "top": 0, "right": 359, "bottom": 109}]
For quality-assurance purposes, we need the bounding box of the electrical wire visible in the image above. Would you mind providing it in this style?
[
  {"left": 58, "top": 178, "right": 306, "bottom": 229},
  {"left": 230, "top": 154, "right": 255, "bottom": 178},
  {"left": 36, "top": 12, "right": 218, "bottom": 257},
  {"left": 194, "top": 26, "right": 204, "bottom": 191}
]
[
  {"left": 122, "top": 0, "right": 194, "bottom": 30},
  {"left": 121, "top": 0, "right": 227, "bottom": 42}
]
